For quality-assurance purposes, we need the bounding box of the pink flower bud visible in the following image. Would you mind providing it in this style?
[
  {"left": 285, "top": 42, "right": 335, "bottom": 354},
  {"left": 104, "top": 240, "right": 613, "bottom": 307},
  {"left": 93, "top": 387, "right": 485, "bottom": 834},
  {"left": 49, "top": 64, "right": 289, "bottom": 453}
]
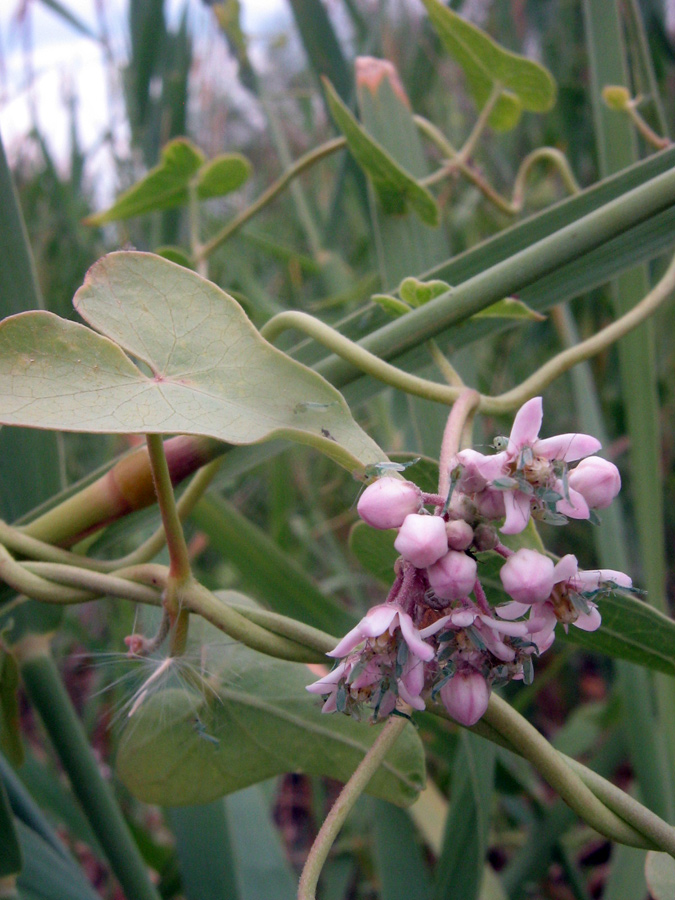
[
  {"left": 357, "top": 478, "right": 422, "bottom": 529},
  {"left": 440, "top": 670, "right": 490, "bottom": 725},
  {"left": 427, "top": 550, "right": 477, "bottom": 600},
  {"left": 568, "top": 457, "right": 621, "bottom": 509},
  {"left": 499, "top": 548, "right": 555, "bottom": 604},
  {"left": 394, "top": 514, "right": 448, "bottom": 568},
  {"left": 446, "top": 519, "right": 474, "bottom": 550}
]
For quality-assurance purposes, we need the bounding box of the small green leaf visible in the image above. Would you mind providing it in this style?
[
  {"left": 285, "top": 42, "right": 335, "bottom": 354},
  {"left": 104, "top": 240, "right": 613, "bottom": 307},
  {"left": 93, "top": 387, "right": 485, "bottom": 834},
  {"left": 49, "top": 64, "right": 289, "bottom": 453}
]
[
  {"left": 399, "top": 277, "right": 451, "bottom": 307},
  {"left": 371, "top": 294, "right": 412, "bottom": 318},
  {"left": 420, "top": 0, "right": 556, "bottom": 132},
  {"left": 196, "top": 154, "right": 251, "bottom": 200},
  {"left": 322, "top": 78, "right": 439, "bottom": 226},
  {"left": 646, "top": 851, "right": 675, "bottom": 900},
  {"left": 472, "top": 297, "right": 545, "bottom": 321},
  {"left": 0, "top": 252, "right": 385, "bottom": 472},
  {"left": 85, "top": 138, "right": 205, "bottom": 225},
  {"left": 116, "top": 646, "right": 425, "bottom": 808}
]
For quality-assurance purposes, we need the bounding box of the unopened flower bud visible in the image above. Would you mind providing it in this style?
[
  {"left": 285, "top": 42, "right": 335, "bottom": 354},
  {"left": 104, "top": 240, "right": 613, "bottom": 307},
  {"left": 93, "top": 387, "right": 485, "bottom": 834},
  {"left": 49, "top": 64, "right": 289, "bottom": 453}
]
[
  {"left": 473, "top": 523, "right": 498, "bottom": 551},
  {"left": 427, "top": 550, "right": 477, "bottom": 600},
  {"left": 394, "top": 514, "right": 448, "bottom": 568},
  {"left": 568, "top": 457, "right": 621, "bottom": 510},
  {"left": 357, "top": 478, "right": 422, "bottom": 529},
  {"left": 440, "top": 670, "right": 490, "bottom": 726},
  {"left": 500, "top": 548, "right": 555, "bottom": 604},
  {"left": 446, "top": 519, "right": 474, "bottom": 550}
]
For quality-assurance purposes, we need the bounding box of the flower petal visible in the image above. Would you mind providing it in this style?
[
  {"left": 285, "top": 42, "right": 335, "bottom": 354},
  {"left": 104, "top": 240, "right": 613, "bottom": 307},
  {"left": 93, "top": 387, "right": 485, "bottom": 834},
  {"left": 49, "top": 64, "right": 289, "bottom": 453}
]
[
  {"left": 478, "top": 615, "right": 529, "bottom": 637},
  {"left": 556, "top": 486, "right": 589, "bottom": 520},
  {"left": 500, "top": 490, "right": 532, "bottom": 534},
  {"left": 552, "top": 554, "right": 578, "bottom": 584},
  {"left": 508, "top": 397, "right": 543, "bottom": 451},
  {"left": 495, "top": 601, "right": 531, "bottom": 620},
  {"left": 574, "top": 607, "right": 602, "bottom": 631},
  {"left": 398, "top": 610, "right": 435, "bottom": 661},
  {"left": 534, "top": 433, "right": 601, "bottom": 462}
]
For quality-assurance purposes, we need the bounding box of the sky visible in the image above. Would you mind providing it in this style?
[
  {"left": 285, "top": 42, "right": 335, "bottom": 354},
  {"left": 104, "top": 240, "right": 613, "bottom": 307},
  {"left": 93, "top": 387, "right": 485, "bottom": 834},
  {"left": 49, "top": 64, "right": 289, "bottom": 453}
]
[{"left": 0, "top": 0, "right": 288, "bottom": 200}]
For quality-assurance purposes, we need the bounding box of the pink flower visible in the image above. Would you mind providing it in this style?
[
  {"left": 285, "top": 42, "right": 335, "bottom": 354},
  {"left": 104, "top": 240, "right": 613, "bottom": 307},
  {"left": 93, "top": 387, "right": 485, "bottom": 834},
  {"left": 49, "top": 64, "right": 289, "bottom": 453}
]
[
  {"left": 568, "top": 457, "right": 621, "bottom": 510},
  {"left": 394, "top": 514, "right": 448, "bottom": 568},
  {"left": 497, "top": 553, "right": 632, "bottom": 639},
  {"left": 327, "top": 603, "right": 434, "bottom": 661},
  {"left": 357, "top": 477, "right": 422, "bottom": 529},
  {"left": 499, "top": 549, "right": 556, "bottom": 604},
  {"left": 427, "top": 550, "right": 477, "bottom": 601},
  {"left": 440, "top": 670, "right": 490, "bottom": 725},
  {"left": 307, "top": 603, "right": 432, "bottom": 717},
  {"left": 503, "top": 397, "right": 601, "bottom": 464}
]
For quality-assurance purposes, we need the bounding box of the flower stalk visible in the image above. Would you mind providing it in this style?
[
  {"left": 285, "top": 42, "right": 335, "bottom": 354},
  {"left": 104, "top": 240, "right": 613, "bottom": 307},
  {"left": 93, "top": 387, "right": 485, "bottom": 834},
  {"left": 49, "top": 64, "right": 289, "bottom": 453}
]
[{"left": 297, "top": 712, "right": 409, "bottom": 900}]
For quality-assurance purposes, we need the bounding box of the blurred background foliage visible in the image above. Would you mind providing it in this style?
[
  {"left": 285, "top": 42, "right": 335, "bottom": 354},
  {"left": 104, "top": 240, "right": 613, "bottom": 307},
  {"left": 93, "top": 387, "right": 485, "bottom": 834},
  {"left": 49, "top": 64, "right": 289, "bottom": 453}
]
[{"left": 2, "top": 0, "right": 675, "bottom": 898}]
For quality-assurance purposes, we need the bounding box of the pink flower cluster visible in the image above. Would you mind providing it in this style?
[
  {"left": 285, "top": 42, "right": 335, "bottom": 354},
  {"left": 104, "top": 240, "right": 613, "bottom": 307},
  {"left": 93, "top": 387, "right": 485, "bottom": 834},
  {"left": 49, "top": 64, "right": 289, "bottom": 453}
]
[{"left": 307, "top": 397, "right": 630, "bottom": 728}]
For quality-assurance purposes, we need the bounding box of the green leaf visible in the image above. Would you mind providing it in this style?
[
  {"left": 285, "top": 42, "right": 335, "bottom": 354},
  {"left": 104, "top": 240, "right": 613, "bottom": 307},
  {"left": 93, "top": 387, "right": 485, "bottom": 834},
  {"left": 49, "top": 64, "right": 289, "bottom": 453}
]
[
  {"left": 85, "top": 139, "right": 205, "bottom": 225},
  {"left": 399, "top": 278, "right": 451, "bottom": 308},
  {"left": 0, "top": 778, "right": 21, "bottom": 879},
  {"left": 433, "top": 732, "right": 495, "bottom": 900},
  {"left": 116, "top": 645, "right": 425, "bottom": 808},
  {"left": 195, "top": 154, "right": 251, "bottom": 200},
  {"left": 15, "top": 821, "right": 100, "bottom": 900},
  {"left": 225, "top": 787, "right": 297, "bottom": 900},
  {"left": 371, "top": 294, "right": 412, "bottom": 318},
  {"left": 371, "top": 799, "right": 432, "bottom": 900},
  {"left": 560, "top": 591, "right": 675, "bottom": 678},
  {"left": 0, "top": 252, "right": 385, "bottom": 472},
  {"left": 420, "top": 0, "right": 556, "bottom": 132},
  {"left": 646, "top": 851, "right": 675, "bottom": 900},
  {"left": 398, "top": 278, "right": 543, "bottom": 321},
  {"left": 472, "top": 297, "right": 545, "bottom": 321},
  {"left": 167, "top": 803, "right": 240, "bottom": 900},
  {"left": 322, "top": 78, "right": 439, "bottom": 226}
]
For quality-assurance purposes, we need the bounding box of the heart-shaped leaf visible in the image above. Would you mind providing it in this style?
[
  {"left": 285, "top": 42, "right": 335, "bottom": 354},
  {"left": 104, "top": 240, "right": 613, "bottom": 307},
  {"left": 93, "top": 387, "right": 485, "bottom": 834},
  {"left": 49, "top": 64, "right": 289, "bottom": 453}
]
[
  {"left": 0, "top": 252, "right": 385, "bottom": 471},
  {"left": 196, "top": 154, "right": 252, "bottom": 200},
  {"left": 323, "top": 78, "right": 439, "bottom": 226},
  {"left": 421, "top": 0, "right": 556, "bottom": 132},
  {"left": 85, "top": 139, "right": 205, "bottom": 224},
  {"left": 399, "top": 277, "right": 451, "bottom": 307},
  {"left": 85, "top": 141, "right": 251, "bottom": 225},
  {"left": 116, "top": 645, "right": 425, "bottom": 808}
]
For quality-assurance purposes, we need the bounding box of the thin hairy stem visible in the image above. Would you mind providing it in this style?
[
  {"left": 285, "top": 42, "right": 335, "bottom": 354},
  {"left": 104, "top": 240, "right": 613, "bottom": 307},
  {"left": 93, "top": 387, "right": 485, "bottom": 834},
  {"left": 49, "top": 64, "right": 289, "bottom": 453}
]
[{"left": 297, "top": 713, "right": 409, "bottom": 900}]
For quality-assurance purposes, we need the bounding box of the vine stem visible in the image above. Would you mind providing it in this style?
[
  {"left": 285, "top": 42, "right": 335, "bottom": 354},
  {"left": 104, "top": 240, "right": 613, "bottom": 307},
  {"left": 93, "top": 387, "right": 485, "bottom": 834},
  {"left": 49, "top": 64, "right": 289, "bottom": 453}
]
[
  {"left": 260, "top": 248, "right": 675, "bottom": 418},
  {"left": 197, "top": 138, "right": 346, "bottom": 263},
  {"left": 297, "top": 713, "right": 409, "bottom": 900},
  {"left": 145, "top": 434, "right": 192, "bottom": 655},
  {"left": 481, "top": 694, "right": 669, "bottom": 851},
  {"left": 438, "top": 389, "right": 480, "bottom": 496}
]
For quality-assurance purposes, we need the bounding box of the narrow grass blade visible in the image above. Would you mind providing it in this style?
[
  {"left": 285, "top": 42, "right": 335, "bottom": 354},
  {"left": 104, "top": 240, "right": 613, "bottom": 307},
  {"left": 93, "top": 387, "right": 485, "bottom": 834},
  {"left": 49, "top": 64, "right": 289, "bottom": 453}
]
[
  {"left": 225, "top": 786, "right": 296, "bottom": 900},
  {"left": 371, "top": 799, "right": 432, "bottom": 900},
  {"left": 167, "top": 803, "right": 240, "bottom": 900}
]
